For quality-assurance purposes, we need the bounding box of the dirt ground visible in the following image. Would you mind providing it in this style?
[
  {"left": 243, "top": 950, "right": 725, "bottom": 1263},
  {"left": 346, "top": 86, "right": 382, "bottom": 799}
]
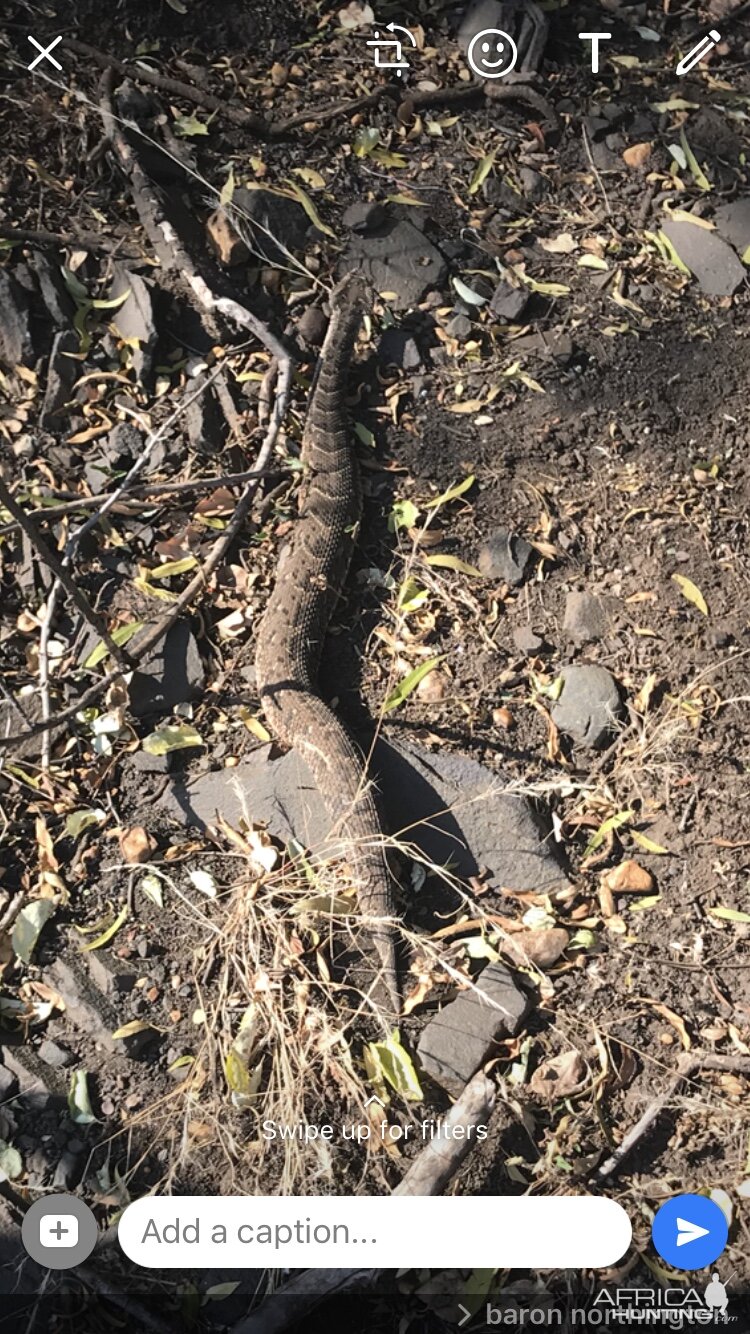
[{"left": 1, "top": 0, "right": 750, "bottom": 1328}]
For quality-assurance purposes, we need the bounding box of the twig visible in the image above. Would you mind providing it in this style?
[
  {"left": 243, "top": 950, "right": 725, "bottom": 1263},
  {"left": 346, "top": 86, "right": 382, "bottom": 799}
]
[
  {"left": 228, "top": 1269, "right": 383, "bottom": 1334},
  {"left": 0, "top": 223, "right": 145, "bottom": 258},
  {"left": 0, "top": 476, "right": 132, "bottom": 673},
  {"left": 393, "top": 1073, "right": 497, "bottom": 1197},
  {"left": 0, "top": 466, "right": 288, "bottom": 534},
  {"left": 67, "top": 39, "right": 269, "bottom": 134},
  {"left": 597, "top": 1051, "right": 750, "bottom": 1180}
]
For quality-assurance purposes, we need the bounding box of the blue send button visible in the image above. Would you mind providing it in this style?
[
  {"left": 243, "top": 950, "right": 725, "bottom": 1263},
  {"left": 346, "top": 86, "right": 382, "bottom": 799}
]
[{"left": 652, "top": 1194, "right": 728, "bottom": 1271}]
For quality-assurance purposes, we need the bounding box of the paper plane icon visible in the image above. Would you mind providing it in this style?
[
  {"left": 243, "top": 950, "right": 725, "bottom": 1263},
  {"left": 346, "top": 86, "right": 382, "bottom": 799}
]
[{"left": 676, "top": 1218, "right": 710, "bottom": 1246}]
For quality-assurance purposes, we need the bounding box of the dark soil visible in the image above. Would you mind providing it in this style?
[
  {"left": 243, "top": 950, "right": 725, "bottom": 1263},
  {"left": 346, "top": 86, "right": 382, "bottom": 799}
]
[{"left": 2, "top": 0, "right": 750, "bottom": 1328}]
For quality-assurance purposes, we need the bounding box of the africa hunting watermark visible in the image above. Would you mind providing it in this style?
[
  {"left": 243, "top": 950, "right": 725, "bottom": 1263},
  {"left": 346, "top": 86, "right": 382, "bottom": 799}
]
[{"left": 475, "top": 1278, "right": 735, "bottom": 1327}]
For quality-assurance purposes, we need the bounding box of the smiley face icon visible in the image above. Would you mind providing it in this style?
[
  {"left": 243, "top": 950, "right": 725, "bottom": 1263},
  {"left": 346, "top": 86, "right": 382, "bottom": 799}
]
[{"left": 467, "top": 27, "right": 518, "bottom": 79}]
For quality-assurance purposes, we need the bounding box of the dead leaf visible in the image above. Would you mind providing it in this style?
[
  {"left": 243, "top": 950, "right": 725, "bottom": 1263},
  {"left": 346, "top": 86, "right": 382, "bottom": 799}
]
[
  {"left": 601, "top": 860, "right": 655, "bottom": 895},
  {"left": 672, "top": 573, "right": 709, "bottom": 616},
  {"left": 119, "top": 826, "right": 157, "bottom": 865},
  {"left": 529, "top": 1050, "right": 586, "bottom": 1099},
  {"left": 633, "top": 672, "right": 658, "bottom": 715},
  {"left": 623, "top": 142, "right": 652, "bottom": 168},
  {"left": 640, "top": 999, "right": 691, "bottom": 1050},
  {"left": 206, "top": 209, "right": 249, "bottom": 267}
]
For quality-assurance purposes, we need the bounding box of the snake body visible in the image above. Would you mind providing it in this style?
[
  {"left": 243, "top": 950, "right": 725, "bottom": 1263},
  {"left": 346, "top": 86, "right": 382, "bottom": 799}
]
[{"left": 255, "top": 274, "right": 399, "bottom": 1008}]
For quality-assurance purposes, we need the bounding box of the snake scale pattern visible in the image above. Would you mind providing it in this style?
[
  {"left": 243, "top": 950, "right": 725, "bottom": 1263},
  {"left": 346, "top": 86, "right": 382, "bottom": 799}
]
[{"left": 255, "top": 273, "right": 399, "bottom": 1009}]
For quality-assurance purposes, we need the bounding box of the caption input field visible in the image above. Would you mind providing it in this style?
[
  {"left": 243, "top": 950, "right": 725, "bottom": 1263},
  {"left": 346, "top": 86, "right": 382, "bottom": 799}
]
[{"left": 118, "top": 1196, "right": 632, "bottom": 1270}]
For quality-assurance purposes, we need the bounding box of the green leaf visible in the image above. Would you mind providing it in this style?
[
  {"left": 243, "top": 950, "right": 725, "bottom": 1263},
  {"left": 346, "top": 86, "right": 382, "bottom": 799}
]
[
  {"left": 425, "top": 475, "right": 475, "bottom": 509},
  {"left": 292, "top": 892, "right": 353, "bottom": 916},
  {"left": 148, "top": 557, "right": 198, "bottom": 581},
  {"left": 583, "top": 809, "right": 635, "bottom": 860},
  {"left": 353, "top": 127, "right": 380, "bottom": 159},
  {"left": 68, "top": 1071, "right": 97, "bottom": 1125},
  {"left": 424, "top": 554, "right": 482, "bottom": 576},
  {"left": 628, "top": 894, "right": 662, "bottom": 912},
  {"left": 382, "top": 656, "right": 445, "bottom": 714},
  {"left": 388, "top": 498, "right": 420, "bottom": 532},
  {"left": 12, "top": 900, "right": 55, "bottom": 964},
  {"left": 84, "top": 620, "right": 143, "bottom": 669},
  {"left": 679, "top": 127, "right": 711, "bottom": 192},
  {"left": 91, "top": 289, "right": 132, "bottom": 311},
  {"left": 397, "top": 577, "right": 429, "bottom": 614},
  {"left": 292, "top": 167, "right": 325, "bottom": 190},
  {"left": 354, "top": 421, "right": 376, "bottom": 448},
  {"left": 469, "top": 151, "right": 496, "bottom": 195},
  {"left": 173, "top": 113, "right": 210, "bottom": 137},
  {"left": 366, "top": 1030, "right": 423, "bottom": 1102},
  {"left": 142, "top": 723, "right": 203, "bottom": 755},
  {"left": 284, "top": 179, "right": 335, "bottom": 238},
  {"left": 0, "top": 1141, "right": 23, "bottom": 1182},
  {"left": 112, "top": 1020, "right": 159, "bottom": 1040},
  {"left": 709, "top": 906, "right": 750, "bottom": 925},
  {"left": 65, "top": 808, "right": 106, "bottom": 839},
  {"left": 631, "top": 830, "right": 669, "bottom": 855},
  {"left": 81, "top": 903, "right": 129, "bottom": 951}
]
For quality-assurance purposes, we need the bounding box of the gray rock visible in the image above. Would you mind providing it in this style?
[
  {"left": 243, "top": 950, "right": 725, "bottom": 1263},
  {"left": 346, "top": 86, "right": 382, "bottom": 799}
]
[
  {"left": 38, "top": 1040, "right": 74, "bottom": 1070},
  {"left": 128, "top": 619, "right": 204, "bottom": 718},
  {"left": 232, "top": 186, "right": 320, "bottom": 263},
  {"left": 127, "top": 749, "right": 172, "bottom": 775},
  {"left": 182, "top": 387, "right": 224, "bottom": 456},
  {"left": 563, "top": 591, "right": 610, "bottom": 644},
  {"left": 446, "top": 313, "right": 472, "bottom": 340},
  {"left": 379, "top": 329, "right": 421, "bottom": 370},
  {"left": 53, "top": 1150, "right": 83, "bottom": 1191},
  {"left": 519, "top": 167, "right": 549, "bottom": 201},
  {"left": 551, "top": 664, "right": 622, "bottom": 749},
  {"left": 489, "top": 281, "right": 529, "bottom": 322},
  {"left": 160, "top": 735, "right": 570, "bottom": 895},
  {"left": 28, "top": 251, "right": 75, "bottom": 328},
  {"left": 46, "top": 957, "right": 120, "bottom": 1054},
  {"left": 713, "top": 199, "right": 750, "bottom": 255},
  {"left": 340, "top": 219, "right": 447, "bottom": 310},
  {"left": 478, "top": 530, "right": 535, "bottom": 586},
  {"left": 110, "top": 266, "right": 157, "bottom": 382},
  {"left": 86, "top": 952, "right": 138, "bottom": 997},
  {"left": 458, "top": 1, "right": 507, "bottom": 55},
  {"left": 40, "top": 330, "right": 79, "bottom": 426},
  {"left": 417, "top": 963, "right": 532, "bottom": 1094},
  {"left": 342, "top": 201, "right": 388, "bottom": 233},
  {"left": 0, "top": 271, "right": 33, "bottom": 369},
  {"left": 513, "top": 624, "right": 543, "bottom": 656},
  {"left": 297, "top": 305, "right": 328, "bottom": 346},
  {"left": 662, "top": 221, "right": 745, "bottom": 297}
]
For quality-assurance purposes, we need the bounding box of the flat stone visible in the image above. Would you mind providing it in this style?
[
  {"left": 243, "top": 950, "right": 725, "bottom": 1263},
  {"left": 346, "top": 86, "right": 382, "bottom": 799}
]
[
  {"left": 713, "top": 199, "right": 750, "bottom": 255},
  {"left": 53, "top": 1149, "right": 83, "bottom": 1191},
  {"left": 512, "top": 624, "right": 544, "bottom": 656},
  {"left": 38, "top": 1039, "right": 75, "bottom": 1070},
  {"left": 342, "top": 201, "right": 388, "bottom": 233},
  {"left": 489, "top": 281, "right": 530, "bottom": 322},
  {"left": 87, "top": 951, "right": 139, "bottom": 997},
  {"left": 340, "top": 219, "right": 447, "bottom": 310},
  {"left": 478, "top": 530, "right": 535, "bottom": 586},
  {"left": 551, "top": 664, "right": 622, "bottom": 749},
  {"left": 417, "top": 963, "right": 532, "bottom": 1094},
  {"left": 110, "top": 266, "right": 157, "bottom": 382},
  {"left": 46, "top": 957, "right": 119, "bottom": 1054},
  {"left": 662, "top": 220, "right": 745, "bottom": 297},
  {"left": 563, "top": 591, "right": 610, "bottom": 644},
  {"left": 519, "top": 167, "right": 549, "bottom": 200},
  {"left": 128, "top": 619, "right": 205, "bottom": 718},
  {"left": 0, "top": 270, "right": 33, "bottom": 369},
  {"left": 160, "top": 734, "right": 570, "bottom": 895},
  {"left": 40, "top": 329, "right": 79, "bottom": 426}
]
